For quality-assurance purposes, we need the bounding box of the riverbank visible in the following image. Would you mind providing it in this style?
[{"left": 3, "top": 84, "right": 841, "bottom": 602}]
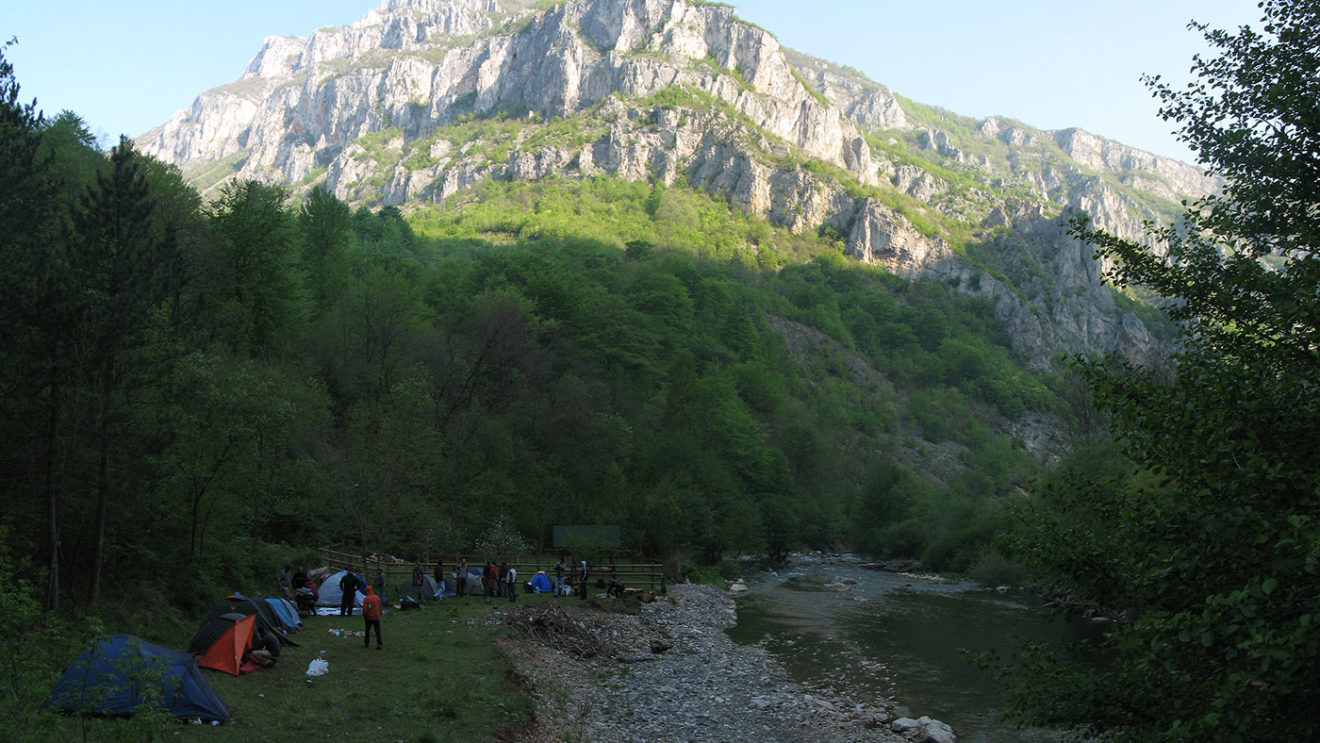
[{"left": 497, "top": 583, "right": 920, "bottom": 743}]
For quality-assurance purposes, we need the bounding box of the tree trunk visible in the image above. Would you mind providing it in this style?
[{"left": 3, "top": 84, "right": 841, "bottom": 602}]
[
  {"left": 42, "top": 371, "right": 61, "bottom": 611},
  {"left": 88, "top": 381, "right": 111, "bottom": 608}
]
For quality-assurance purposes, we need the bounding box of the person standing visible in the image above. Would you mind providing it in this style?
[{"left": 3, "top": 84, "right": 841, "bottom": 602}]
[
  {"left": 278, "top": 563, "right": 293, "bottom": 598},
  {"left": 433, "top": 559, "right": 444, "bottom": 594},
  {"left": 361, "top": 585, "right": 383, "bottom": 650},
  {"left": 578, "top": 560, "right": 589, "bottom": 600},
  {"left": 373, "top": 568, "right": 386, "bottom": 598},
  {"left": 456, "top": 558, "right": 468, "bottom": 597},
  {"left": 339, "top": 571, "right": 359, "bottom": 617},
  {"left": 504, "top": 563, "right": 518, "bottom": 602},
  {"left": 554, "top": 558, "right": 566, "bottom": 596},
  {"left": 411, "top": 564, "right": 424, "bottom": 600}
]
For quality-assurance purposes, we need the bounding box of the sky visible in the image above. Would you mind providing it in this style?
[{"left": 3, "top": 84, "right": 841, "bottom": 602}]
[{"left": 6, "top": 0, "right": 1262, "bottom": 164}]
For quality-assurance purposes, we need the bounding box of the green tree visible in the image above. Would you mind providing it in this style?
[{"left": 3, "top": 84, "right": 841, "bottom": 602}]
[
  {"left": 0, "top": 42, "right": 72, "bottom": 610},
  {"left": 344, "top": 265, "right": 425, "bottom": 400},
  {"left": 159, "top": 352, "right": 325, "bottom": 556},
  {"left": 0, "top": 528, "right": 83, "bottom": 743},
  {"left": 1007, "top": 3, "right": 1320, "bottom": 740},
  {"left": 204, "top": 180, "right": 305, "bottom": 355},
  {"left": 74, "top": 138, "right": 188, "bottom": 607},
  {"left": 38, "top": 111, "right": 102, "bottom": 209},
  {"left": 298, "top": 186, "right": 353, "bottom": 316}
]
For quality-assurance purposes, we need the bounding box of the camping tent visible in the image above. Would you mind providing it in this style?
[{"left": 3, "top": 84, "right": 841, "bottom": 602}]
[
  {"left": 466, "top": 567, "right": 485, "bottom": 592},
  {"left": 436, "top": 567, "right": 486, "bottom": 597},
  {"left": 46, "top": 633, "right": 229, "bottom": 722},
  {"left": 315, "top": 570, "right": 366, "bottom": 611},
  {"left": 197, "top": 595, "right": 291, "bottom": 648},
  {"left": 189, "top": 612, "right": 244, "bottom": 656},
  {"left": 396, "top": 574, "right": 443, "bottom": 601},
  {"left": 195, "top": 614, "right": 257, "bottom": 676},
  {"left": 203, "top": 594, "right": 282, "bottom": 633},
  {"left": 263, "top": 597, "right": 301, "bottom": 632},
  {"left": 529, "top": 571, "right": 553, "bottom": 593}
]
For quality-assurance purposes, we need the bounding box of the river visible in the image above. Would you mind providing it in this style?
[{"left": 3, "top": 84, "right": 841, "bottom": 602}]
[{"left": 725, "top": 554, "right": 1093, "bottom": 743}]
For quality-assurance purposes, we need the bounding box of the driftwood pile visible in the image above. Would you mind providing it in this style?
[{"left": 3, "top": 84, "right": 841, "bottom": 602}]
[{"left": 499, "top": 603, "right": 627, "bottom": 659}]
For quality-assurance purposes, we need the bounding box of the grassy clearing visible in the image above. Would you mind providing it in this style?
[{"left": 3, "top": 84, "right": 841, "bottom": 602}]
[{"left": 47, "top": 593, "right": 569, "bottom": 742}]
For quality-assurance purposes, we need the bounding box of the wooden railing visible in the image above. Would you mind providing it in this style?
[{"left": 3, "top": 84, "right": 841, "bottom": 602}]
[{"left": 315, "top": 545, "right": 664, "bottom": 591}]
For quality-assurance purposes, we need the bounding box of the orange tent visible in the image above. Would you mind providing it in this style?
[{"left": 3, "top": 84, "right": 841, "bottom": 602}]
[{"left": 197, "top": 614, "right": 255, "bottom": 676}]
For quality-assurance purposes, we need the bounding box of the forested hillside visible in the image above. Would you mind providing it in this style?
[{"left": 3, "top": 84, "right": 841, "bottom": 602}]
[
  {"left": 2, "top": 41, "right": 1070, "bottom": 626},
  {"left": 7, "top": 0, "right": 1316, "bottom": 739},
  {"left": 138, "top": 0, "right": 1213, "bottom": 374}
]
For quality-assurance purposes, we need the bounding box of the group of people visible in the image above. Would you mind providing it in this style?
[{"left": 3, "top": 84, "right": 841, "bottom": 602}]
[
  {"left": 430, "top": 559, "right": 524, "bottom": 601},
  {"left": 280, "top": 555, "right": 626, "bottom": 652},
  {"left": 415, "top": 556, "right": 604, "bottom": 600},
  {"left": 280, "top": 564, "right": 322, "bottom": 614}
]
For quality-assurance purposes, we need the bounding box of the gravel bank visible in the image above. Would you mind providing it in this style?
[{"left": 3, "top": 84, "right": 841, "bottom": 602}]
[{"left": 496, "top": 584, "right": 911, "bottom": 743}]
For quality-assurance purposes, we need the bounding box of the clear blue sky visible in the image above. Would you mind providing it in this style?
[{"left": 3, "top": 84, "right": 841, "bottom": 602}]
[{"left": 6, "top": 0, "right": 1261, "bottom": 164}]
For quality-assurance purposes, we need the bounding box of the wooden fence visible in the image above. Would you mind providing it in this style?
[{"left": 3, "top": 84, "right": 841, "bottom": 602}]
[{"left": 315, "top": 545, "right": 665, "bottom": 592}]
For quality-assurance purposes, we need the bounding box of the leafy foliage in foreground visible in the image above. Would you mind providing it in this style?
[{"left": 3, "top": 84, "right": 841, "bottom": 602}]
[{"left": 1004, "top": 2, "right": 1320, "bottom": 739}]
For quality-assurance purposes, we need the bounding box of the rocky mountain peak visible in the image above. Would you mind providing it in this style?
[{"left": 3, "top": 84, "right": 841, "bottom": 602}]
[
  {"left": 136, "top": 0, "right": 1212, "bottom": 370},
  {"left": 245, "top": 0, "right": 505, "bottom": 79}
]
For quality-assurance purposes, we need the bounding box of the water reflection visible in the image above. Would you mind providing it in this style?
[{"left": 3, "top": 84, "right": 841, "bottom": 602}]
[{"left": 727, "top": 555, "right": 1087, "bottom": 743}]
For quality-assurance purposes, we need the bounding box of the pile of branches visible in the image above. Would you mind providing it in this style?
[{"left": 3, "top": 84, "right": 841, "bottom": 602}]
[{"left": 499, "top": 603, "right": 626, "bottom": 659}]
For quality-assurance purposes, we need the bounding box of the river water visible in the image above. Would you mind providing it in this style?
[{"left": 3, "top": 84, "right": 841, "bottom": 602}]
[{"left": 726, "top": 554, "right": 1091, "bottom": 743}]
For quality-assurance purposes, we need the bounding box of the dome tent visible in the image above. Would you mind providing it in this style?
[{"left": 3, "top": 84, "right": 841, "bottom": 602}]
[
  {"left": 529, "top": 571, "right": 553, "bottom": 593},
  {"left": 315, "top": 570, "right": 367, "bottom": 613},
  {"left": 194, "top": 614, "right": 258, "bottom": 676},
  {"left": 262, "top": 596, "right": 302, "bottom": 631},
  {"left": 45, "top": 634, "right": 229, "bottom": 722},
  {"left": 194, "top": 594, "right": 291, "bottom": 650}
]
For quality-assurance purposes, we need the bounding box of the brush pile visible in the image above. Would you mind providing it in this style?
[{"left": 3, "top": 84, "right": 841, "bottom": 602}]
[{"left": 499, "top": 603, "right": 627, "bottom": 659}]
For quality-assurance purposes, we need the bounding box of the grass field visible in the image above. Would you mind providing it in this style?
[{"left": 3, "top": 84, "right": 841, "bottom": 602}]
[{"left": 48, "top": 592, "right": 562, "bottom": 743}]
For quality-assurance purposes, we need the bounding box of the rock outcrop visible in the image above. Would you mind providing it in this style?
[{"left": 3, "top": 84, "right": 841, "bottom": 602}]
[{"left": 136, "top": 0, "right": 1213, "bottom": 369}]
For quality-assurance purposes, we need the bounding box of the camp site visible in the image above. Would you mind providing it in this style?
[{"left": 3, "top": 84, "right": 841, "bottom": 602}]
[{"left": 28, "top": 544, "right": 669, "bottom": 741}]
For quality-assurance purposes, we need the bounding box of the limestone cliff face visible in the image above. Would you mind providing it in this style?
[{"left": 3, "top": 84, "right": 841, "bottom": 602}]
[
  {"left": 140, "top": 0, "right": 872, "bottom": 189},
  {"left": 136, "top": 0, "right": 1213, "bottom": 369}
]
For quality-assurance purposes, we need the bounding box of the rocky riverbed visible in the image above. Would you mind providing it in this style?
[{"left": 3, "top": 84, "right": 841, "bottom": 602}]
[{"left": 495, "top": 583, "right": 954, "bottom": 743}]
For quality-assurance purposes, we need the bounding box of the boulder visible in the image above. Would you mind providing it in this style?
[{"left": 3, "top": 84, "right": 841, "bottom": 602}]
[{"left": 891, "top": 715, "right": 956, "bottom": 743}]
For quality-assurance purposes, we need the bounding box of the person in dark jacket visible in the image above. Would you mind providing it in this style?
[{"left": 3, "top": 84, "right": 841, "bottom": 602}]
[{"left": 339, "top": 572, "right": 360, "bottom": 617}]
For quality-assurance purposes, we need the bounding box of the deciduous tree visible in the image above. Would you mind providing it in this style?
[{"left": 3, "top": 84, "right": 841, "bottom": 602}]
[{"left": 1008, "top": 2, "right": 1320, "bottom": 739}]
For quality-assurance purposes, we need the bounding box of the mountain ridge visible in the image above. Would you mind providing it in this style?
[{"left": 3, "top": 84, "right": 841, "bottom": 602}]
[{"left": 135, "top": 0, "right": 1209, "bottom": 369}]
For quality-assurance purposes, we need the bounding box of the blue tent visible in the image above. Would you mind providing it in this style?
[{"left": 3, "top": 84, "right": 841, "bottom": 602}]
[
  {"left": 263, "top": 596, "right": 302, "bottom": 632},
  {"left": 46, "top": 634, "right": 229, "bottom": 723},
  {"left": 529, "top": 571, "right": 553, "bottom": 593}
]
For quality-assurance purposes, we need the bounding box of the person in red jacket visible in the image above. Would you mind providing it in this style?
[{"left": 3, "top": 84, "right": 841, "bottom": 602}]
[{"left": 361, "top": 585, "right": 383, "bottom": 650}]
